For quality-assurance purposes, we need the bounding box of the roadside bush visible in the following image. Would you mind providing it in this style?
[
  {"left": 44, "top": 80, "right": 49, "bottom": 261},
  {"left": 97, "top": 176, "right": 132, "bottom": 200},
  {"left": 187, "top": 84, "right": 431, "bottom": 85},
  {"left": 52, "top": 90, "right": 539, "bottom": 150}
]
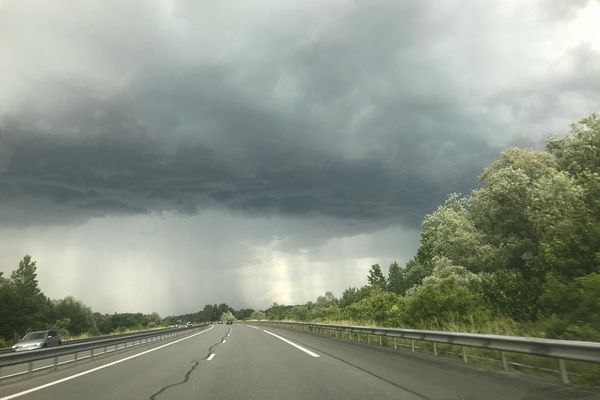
[
  {"left": 344, "top": 288, "right": 402, "bottom": 324},
  {"left": 403, "top": 274, "right": 492, "bottom": 328}
]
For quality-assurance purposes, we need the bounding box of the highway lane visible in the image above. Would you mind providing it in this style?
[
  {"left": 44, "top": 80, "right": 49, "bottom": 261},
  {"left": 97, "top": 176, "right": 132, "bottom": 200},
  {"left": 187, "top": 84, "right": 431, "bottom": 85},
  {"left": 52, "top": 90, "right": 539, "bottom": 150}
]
[
  {"left": 0, "top": 325, "right": 223, "bottom": 400},
  {"left": 0, "top": 323, "right": 598, "bottom": 400},
  {"left": 0, "top": 328, "right": 203, "bottom": 380},
  {"left": 244, "top": 324, "right": 600, "bottom": 400}
]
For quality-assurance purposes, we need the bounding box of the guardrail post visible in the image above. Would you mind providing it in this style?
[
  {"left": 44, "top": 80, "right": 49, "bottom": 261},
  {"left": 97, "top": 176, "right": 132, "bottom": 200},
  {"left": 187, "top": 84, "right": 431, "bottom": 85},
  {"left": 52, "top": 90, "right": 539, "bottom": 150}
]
[
  {"left": 394, "top": 338, "right": 397, "bottom": 350},
  {"left": 367, "top": 335, "right": 371, "bottom": 344},
  {"left": 74, "top": 351, "right": 78, "bottom": 365},
  {"left": 53, "top": 356, "right": 58, "bottom": 372},
  {"left": 91, "top": 348, "right": 94, "bottom": 358},
  {"left": 433, "top": 342, "right": 438, "bottom": 357},
  {"left": 104, "top": 346, "right": 107, "bottom": 356},
  {"left": 462, "top": 346, "right": 468, "bottom": 363},
  {"left": 411, "top": 340, "right": 415, "bottom": 352},
  {"left": 557, "top": 359, "right": 570, "bottom": 385},
  {"left": 27, "top": 361, "right": 33, "bottom": 377},
  {"left": 379, "top": 336, "right": 382, "bottom": 346},
  {"left": 500, "top": 351, "right": 508, "bottom": 371}
]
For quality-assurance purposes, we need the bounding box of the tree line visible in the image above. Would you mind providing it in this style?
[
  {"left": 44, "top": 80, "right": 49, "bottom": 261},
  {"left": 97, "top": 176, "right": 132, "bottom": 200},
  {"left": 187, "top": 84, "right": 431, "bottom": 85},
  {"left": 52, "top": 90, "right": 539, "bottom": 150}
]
[
  {"left": 163, "top": 304, "right": 253, "bottom": 324},
  {"left": 261, "top": 114, "right": 600, "bottom": 341},
  {"left": 0, "top": 256, "right": 166, "bottom": 347},
  {"left": 0, "top": 256, "right": 255, "bottom": 347}
]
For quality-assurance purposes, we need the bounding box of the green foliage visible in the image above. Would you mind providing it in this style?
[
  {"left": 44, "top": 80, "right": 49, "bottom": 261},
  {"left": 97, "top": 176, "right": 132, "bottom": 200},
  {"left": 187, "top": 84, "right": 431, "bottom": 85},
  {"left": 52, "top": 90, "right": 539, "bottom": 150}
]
[
  {"left": 316, "top": 291, "right": 337, "bottom": 307},
  {"left": 345, "top": 288, "right": 402, "bottom": 325},
  {"left": 221, "top": 311, "right": 235, "bottom": 322},
  {"left": 398, "top": 259, "right": 432, "bottom": 294},
  {"left": 250, "top": 310, "right": 267, "bottom": 320},
  {"left": 264, "top": 303, "right": 294, "bottom": 320},
  {"left": 419, "top": 195, "right": 495, "bottom": 273},
  {"left": 547, "top": 113, "right": 600, "bottom": 176},
  {"left": 538, "top": 273, "right": 600, "bottom": 340},
  {"left": 0, "top": 256, "right": 50, "bottom": 340},
  {"left": 403, "top": 273, "right": 491, "bottom": 328},
  {"left": 234, "top": 308, "right": 255, "bottom": 320},
  {"left": 339, "top": 286, "right": 373, "bottom": 307},
  {"left": 367, "top": 264, "right": 387, "bottom": 289},
  {"left": 387, "top": 262, "right": 403, "bottom": 294},
  {"left": 52, "top": 296, "right": 96, "bottom": 336}
]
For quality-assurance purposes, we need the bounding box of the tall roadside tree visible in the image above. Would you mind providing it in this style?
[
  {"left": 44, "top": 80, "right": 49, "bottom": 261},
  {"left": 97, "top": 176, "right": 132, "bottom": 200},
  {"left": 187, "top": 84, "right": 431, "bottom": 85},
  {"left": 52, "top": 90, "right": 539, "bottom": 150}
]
[
  {"left": 9, "top": 256, "right": 50, "bottom": 337},
  {"left": 0, "top": 271, "right": 16, "bottom": 341},
  {"left": 387, "top": 262, "right": 403, "bottom": 294},
  {"left": 545, "top": 114, "right": 600, "bottom": 279},
  {"left": 367, "top": 264, "right": 387, "bottom": 289}
]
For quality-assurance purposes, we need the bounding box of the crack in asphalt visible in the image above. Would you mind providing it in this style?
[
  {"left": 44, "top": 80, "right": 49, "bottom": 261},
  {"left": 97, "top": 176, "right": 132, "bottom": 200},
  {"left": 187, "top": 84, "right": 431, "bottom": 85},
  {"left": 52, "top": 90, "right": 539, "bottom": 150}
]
[{"left": 148, "top": 326, "right": 231, "bottom": 400}]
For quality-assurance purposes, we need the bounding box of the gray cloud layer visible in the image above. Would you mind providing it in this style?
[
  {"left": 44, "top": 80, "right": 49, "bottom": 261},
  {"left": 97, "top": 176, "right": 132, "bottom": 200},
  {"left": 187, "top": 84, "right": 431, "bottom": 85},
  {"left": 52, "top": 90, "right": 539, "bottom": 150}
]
[
  {"left": 1, "top": 0, "right": 599, "bottom": 313},
  {"left": 2, "top": 0, "right": 598, "bottom": 229}
]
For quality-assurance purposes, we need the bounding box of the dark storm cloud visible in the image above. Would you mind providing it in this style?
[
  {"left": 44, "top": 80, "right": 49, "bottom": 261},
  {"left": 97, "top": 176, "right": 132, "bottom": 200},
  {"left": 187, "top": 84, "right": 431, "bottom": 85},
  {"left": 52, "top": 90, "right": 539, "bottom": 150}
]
[
  {"left": 0, "top": 116, "right": 459, "bottom": 227},
  {"left": 1, "top": 0, "right": 598, "bottom": 227}
]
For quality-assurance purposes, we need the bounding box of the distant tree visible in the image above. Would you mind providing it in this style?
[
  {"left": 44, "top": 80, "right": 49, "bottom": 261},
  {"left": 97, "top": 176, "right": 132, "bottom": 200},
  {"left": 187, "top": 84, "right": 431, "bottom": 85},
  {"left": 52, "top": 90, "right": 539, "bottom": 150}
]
[
  {"left": 52, "top": 296, "right": 96, "bottom": 336},
  {"left": 11, "top": 255, "right": 41, "bottom": 298},
  {"left": 9, "top": 256, "right": 49, "bottom": 335},
  {"left": 234, "top": 308, "right": 255, "bottom": 320},
  {"left": 221, "top": 311, "right": 235, "bottom": 322},
  {"left": 387, "top": 262, "right": 403, "bottom": 294},
  {"left": 264, "top": 303, "right": 293, "bottom": 320},
  {"left": 217, "top": 303, "right": 233, "bottom": 318},
  {"left": 250, "top": 310, "right": 266, "bottom": 320},
  {"left": 0, "top": 272, "right": 16, "bottom": 340},
  {"left": 316, "top": 291, "right": 337, "bottom": 307},
  {"left": 344, "top": 288, "right": 401, "bottom": 324},
  {"left": 339, "top": 286, "right": 372, "bottom": 307},
  {"left": 367, "top": 264, "right": 387, "bottom": 289}
]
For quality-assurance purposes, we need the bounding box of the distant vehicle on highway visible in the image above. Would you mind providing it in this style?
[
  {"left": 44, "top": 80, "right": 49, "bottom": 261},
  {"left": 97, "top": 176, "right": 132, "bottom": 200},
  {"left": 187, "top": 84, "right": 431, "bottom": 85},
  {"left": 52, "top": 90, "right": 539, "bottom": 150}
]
[
  {"left": 11, "top": 330, "right": 62, "bottom": 352},
  {"left": 226, "top": 320, "right": 233, "bottom": 325},
  {"left": 186, "top": 322, "right": 192, "bottom": 327},
  {"left": 218, "top": 320, "right": 223, "bottom": 324}
]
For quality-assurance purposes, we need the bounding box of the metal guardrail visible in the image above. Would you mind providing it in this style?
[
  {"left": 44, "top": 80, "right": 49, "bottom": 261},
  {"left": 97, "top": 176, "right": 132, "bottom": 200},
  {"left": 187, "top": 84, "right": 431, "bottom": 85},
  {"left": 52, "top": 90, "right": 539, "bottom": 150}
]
[
  {"left": 253, "top": 321, "right": 600, "bottom": 385},
  {"left": 0, "top": 323, "right": 208, "bottom": 382},
  {"left": 0, "top": 326, "right": 196, "bottom": 355}
]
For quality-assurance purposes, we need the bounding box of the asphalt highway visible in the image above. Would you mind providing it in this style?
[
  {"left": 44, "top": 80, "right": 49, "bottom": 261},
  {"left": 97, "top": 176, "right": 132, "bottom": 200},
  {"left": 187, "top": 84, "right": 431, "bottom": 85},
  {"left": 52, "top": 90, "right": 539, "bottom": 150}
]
[{"left": 0, "top": 323, "right": 598, "bottom": 400}]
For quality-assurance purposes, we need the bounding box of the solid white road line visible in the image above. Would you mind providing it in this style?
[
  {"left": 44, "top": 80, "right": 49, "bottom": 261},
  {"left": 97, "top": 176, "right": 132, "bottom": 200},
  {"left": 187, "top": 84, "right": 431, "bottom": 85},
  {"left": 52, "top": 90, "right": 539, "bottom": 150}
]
[
  {"left": 222, "top": 340, "right": 226, "bottom": 343},
  {"left": 263, "top": 330, "right": 320, "bottom": 358},
  {"left": 246, "top": 325, "right": 259, "bottom": 330},
  {"left": 207, "top": 353, "right": 216, "bottom": 361},
  {"left": 0, "top": 325, "right": 215, "bottom": 400}
]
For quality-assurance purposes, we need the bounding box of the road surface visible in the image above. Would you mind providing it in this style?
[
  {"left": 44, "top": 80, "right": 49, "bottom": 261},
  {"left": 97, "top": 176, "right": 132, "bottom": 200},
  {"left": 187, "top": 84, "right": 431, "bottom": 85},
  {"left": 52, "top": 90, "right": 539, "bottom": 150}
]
[{"left": 0, "top": 323, "right": 598, "bottom": 400}]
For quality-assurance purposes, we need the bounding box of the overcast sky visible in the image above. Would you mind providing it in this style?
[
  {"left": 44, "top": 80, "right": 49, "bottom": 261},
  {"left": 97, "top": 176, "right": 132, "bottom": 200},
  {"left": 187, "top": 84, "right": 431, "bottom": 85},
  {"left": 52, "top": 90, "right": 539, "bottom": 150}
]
[{"left": 1, "top": 0, "right": 599, "bottom": 315}]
